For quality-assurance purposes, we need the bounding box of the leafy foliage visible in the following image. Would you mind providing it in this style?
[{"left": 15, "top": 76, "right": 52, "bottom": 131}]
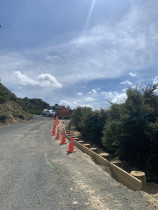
[
  {"left": 0, "top": 113, "right": 10, "bottom": 122},
  {"left": 71, "top": 84, "right": 158, "bottom": 181},
  {"left": 18, "top": 97, "right": 51, "bottom": 115},
  {"left": 71, "top": 107, "right": 108, "bottom": 146},
  {"left": 102, "top": 84, "right": 158, "bottom": 180},
  {"left": 0, "top": 83, "right": 17, "bottom": 103}
]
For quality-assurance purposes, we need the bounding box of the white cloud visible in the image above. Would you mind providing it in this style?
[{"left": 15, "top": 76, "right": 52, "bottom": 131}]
[
  {"left": 77, "top": 92, "right": 82, "bottom": 96},
  {"left": 89, "top": 89, "right": 97, "bottom": 95},
  {"left": 122, "top": 88, "right": 128, "bottom": 92},
  {"left": 14, "top": 71, "right": 62, "bottom": 88},
  {"left": 92, "top": 89, "right": 97, "bottom": 95},
  {"left": 153, "top": 76, "right": 158, "bottom": 84},
  {"left": 85, "top": 97, "right": 94, "bottom": 102},
  {"left": 74, "top": 90, "right": 128, "bottom": 108},
  {"left": 59, "top": 100, "right": 78, "bottom": 109},
  {"left": 59, "top": 98, "right": 95, "bottom": 109},
  {"left": 120, "top": 80, "right": 133, "bottom": 86},
  {"left": 18, "top": 86, "right": 23, "bottom": 90},
  {"left": 129, "top": 72, "right": 136, "bottom": 77},
  {"left": 14, "top": 71, "right": 38, "bottom": 86},
  {"left": 101, "top": 91, "right": 114, "bottom": 98},
  {"left": 100, "top": 90, "right": 127, "bottom": 104},
  {"left": 111, "top": 93, "right": 127, "bottom": 104},
  {"left": 37, "top": 73, "right": 62, "bottom": 88}
]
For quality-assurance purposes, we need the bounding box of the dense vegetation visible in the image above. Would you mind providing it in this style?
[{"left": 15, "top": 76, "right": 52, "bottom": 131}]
[
  {"left": 71, "top": 84, "right": 158, "bottom": 182},
  {"left": 71, "top": 107, "right": 108, "bottom": 146},
  {"left": 0, "top": 82, "right": 50, "bottom": 124},
  {"left": 0, "top": 82, "right": 17, "bottom": 104},
  {"left": 18, "top": 97, "right": 51, "bottom": 115}
]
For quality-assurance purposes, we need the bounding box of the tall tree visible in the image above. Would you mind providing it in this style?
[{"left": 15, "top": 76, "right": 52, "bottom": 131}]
[{"left": 102, "top": 84, "right": 158, "bottom": 179}]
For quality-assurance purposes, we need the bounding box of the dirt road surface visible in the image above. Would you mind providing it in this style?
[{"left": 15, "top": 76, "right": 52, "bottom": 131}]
[{"left": 0, "top": 116, "right": 157, "bottom": 209}]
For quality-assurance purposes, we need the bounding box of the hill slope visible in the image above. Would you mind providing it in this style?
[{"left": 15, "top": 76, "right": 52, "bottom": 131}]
[
  {"left": 0, "top": 83, "right": 32, "bottom": 125},
  {"left": 18, "top": 97, "right": 51, "bottom": 115},
  {"left": 0, "top": 82, "right": 51, "bottom": 126}
]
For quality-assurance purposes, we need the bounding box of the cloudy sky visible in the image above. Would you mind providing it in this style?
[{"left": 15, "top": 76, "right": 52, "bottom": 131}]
[{"left": 0, "top": 0, "right": 158, "bottom": 109}]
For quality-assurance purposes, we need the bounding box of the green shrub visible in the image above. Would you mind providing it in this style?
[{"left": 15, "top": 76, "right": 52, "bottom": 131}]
[
  {"left": 71, "top": 107, "right": 108, "bottom": 147},
  {"left": 18, "top": 113, "right": 25, "bottom": 119},
  {"left": 13, "top": 112, "right": 19, "bottom": 118},
  {"left": 0, "top": 113, "right": 10, "bottom": 122},
  {"left": 102, "top": 84, "right": 158, "bottom": 180}
]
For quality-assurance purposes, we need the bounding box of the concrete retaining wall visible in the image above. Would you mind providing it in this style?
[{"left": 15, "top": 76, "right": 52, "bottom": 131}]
[{"left": 65, "top": 130, "right": 142, "bottom": 191}]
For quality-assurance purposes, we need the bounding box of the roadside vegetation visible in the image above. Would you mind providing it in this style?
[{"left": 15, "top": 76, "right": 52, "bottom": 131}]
[
  {"left": 18, "top": 97, "right": 51, "bottom": 115},
  {"left": 71, "top": 84, "right": 158, "bottom": 182},
  {"left": 0, "top": 82, "right": 51, "bottom": 125}
]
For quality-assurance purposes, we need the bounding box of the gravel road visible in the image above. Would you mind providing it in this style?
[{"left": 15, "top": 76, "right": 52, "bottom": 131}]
[{"left": 0, "top": 115, "right": 156, "bottom": 210}]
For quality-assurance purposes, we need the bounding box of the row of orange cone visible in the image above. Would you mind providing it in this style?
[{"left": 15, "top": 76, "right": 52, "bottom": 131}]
[{"left": 51, "top": 117, "right": 76, "bottom": 153}]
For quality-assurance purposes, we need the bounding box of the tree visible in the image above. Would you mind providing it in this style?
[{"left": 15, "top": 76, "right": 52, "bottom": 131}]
[
  {"left": 71, "top": 107, "right": 108, "bottom": 146},
  {"left": 102, "top": 84, "right": 158, "bottom": 179}
]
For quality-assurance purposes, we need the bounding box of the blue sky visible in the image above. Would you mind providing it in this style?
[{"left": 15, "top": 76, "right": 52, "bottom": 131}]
[{"left": 0, "top": 0, "right": 158, "bottom": 109}]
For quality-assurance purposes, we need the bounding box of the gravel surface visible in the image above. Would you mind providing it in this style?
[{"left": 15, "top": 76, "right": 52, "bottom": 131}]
[{"left": 0, "top": 116, "right": 157, "bottom": 209}]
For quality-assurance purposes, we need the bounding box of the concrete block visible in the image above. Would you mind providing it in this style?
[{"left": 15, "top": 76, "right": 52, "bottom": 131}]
[
  {"left": 130, "top": 171, "right": 146, "bottom": 186},
  {"left": 73, "top": 139, "right": 142, "bottom": 191},
  {"left": 83, "top": 144, "right": 90, "bottom": 148},
  {"left": 111, "top": 160, "right": 122, "bottom": 167},
  {"left": 78, "top": 141, "right": 84, "bottom": 144},
  {"left": 99, "top": 153, "right": 110, "bottom": 159},
  {"left": 90, "top": 148, "right": 97, "bottom": 153}
]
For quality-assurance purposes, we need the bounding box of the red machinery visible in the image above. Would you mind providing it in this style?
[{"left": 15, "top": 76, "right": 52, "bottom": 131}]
[{"left": 56, "top": 106, "right": 70, "bottom": 119}]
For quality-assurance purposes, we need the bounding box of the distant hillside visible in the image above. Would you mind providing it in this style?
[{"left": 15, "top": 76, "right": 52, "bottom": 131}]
[
  {"left": 0, "top": 82, "right": 17, "bottom": 104},
  {"left": 0, "top": 82, "right": 50, "bottom": 126},
  {"left": 18, "top": 97, "right": 51, "bottom": 115}
]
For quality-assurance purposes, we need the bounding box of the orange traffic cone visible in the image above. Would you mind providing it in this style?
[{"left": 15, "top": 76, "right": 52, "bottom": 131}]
[
  {"left": 55, "top": 116, "right": 59, "bottom": 125},
  {"left": 55, "top": 126, "right": 60, "bottom": 140},
  {"left": 52, "top": 125, "right": 56, "bottom": 136},
  {"left": 57, "top": 116, "right": 59, "bottom": 125},
  {"left": 60, "top": 128, "right": 67, "bottom": 144},
  {"left": 67, "top": 131, "right": 76, "bottom": 153}
]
